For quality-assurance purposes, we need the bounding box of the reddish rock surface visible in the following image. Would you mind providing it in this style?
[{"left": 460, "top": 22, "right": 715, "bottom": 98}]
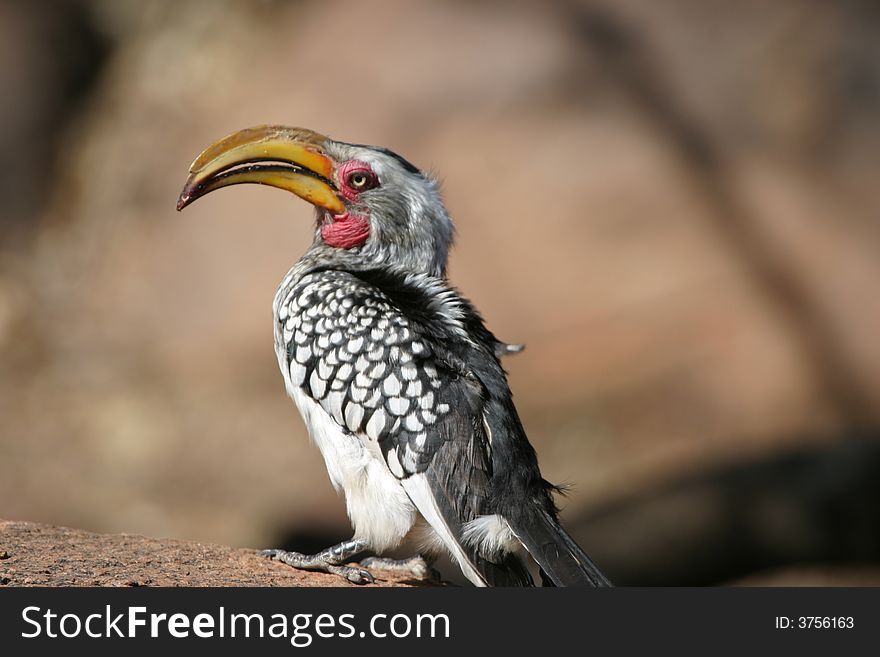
[{"left": 0, "top": 520, "right": 421, "bottom": 588}]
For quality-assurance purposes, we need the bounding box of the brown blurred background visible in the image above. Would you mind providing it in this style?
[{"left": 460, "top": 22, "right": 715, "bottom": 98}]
[{"left": 1, "top": 0, "right": 879, "bottom": 586}]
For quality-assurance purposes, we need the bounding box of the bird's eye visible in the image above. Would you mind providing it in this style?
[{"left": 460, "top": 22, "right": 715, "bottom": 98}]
[{"left": 346, "top": 170, "right": 377, "bottom": 191}]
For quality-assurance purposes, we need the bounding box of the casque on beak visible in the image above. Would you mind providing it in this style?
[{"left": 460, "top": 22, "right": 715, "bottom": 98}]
[{"left": 176, "top": 125, "right": 346, "bottom": 214}]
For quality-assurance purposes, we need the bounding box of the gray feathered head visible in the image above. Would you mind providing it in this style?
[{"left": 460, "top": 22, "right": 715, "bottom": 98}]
[{"left": 177, "top": 125, "right": 454, "bottom": 277}]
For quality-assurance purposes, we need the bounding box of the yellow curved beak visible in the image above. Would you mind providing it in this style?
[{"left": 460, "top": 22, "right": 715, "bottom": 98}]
[{"left": 176, "top": 125, "right": 345, "bottom": 214}]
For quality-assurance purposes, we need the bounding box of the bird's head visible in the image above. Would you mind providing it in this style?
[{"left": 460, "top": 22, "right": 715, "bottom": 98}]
[{"left": 177, "top": 125, "right": 454, "bottom": 277}]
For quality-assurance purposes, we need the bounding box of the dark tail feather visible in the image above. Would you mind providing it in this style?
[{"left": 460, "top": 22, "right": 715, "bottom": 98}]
[
  {"left": 469, "top": 549, "right": 534, "bottom": 587},
  {"left": 507, "top": 507, "right": 612, "bottom": 587}
]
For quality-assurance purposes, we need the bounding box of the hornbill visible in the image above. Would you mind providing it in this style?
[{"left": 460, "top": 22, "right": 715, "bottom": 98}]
[{"left": 177, "top": 126, "right": 611, "bottom": 587}]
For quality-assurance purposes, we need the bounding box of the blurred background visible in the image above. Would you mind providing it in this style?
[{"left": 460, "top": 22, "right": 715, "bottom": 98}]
[{"left": 1, "top": 0, "right": 879, "bottom": 586}]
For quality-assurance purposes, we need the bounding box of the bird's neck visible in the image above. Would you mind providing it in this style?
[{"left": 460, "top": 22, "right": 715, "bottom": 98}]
[
  {"left": 275, "top": 252, "right": 450, "bottom": 332},
  {"left": 298, "top": 240, "right": 449, "bottom": 281}
]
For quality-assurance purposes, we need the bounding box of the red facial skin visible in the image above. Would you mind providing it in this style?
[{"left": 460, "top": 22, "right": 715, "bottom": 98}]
[{"left": 321, "top": 160, "right": 375, "bottom": 249}]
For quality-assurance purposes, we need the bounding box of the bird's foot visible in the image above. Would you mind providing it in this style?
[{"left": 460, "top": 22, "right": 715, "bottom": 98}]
[
  {"left": 262, "top": 538, "right": 374, "bottom": 585},
  {"left": 360, "top": 555, "right": 440, "bottom": 582}
]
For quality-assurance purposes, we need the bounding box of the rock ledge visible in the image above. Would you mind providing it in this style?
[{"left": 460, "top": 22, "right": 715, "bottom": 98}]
[{"left": 0, "top": 519, "right": 421, "bottom": 587}]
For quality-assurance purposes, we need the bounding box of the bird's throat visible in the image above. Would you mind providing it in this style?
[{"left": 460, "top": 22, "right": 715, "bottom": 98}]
[{"left": 321, "top": 213, "right": 370, "bottom": 249}]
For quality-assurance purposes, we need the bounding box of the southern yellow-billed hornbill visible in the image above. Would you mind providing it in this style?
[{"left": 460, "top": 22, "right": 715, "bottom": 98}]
[{"left": 177, "top": 126, "right": 610, "bottom": 587}]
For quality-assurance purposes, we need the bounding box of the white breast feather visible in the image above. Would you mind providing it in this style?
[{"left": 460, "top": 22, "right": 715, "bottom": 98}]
[{"left": 286, "top": 381, "right": 417, "bottom": 553}]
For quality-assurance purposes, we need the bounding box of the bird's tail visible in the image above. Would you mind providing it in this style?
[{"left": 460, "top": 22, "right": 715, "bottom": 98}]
[{"left": 506, "top": 506, "right": 612, "bottom": 587}]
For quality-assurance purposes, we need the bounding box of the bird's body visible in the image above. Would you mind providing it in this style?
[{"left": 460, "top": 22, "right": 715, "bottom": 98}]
[
  {"left": 178, "top": 126, "right": 611, "bottom": 586},
  {"left": 274, "top": 261, "right": 536, "bottom": 585}
]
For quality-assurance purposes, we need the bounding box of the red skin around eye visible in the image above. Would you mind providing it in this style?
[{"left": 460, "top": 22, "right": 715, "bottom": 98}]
[
  {"left": 322, "top": 160, "right": 375, "bottom": 248},
  {"left": 337, "top": 160, "right": 375, "bottom": 201}
]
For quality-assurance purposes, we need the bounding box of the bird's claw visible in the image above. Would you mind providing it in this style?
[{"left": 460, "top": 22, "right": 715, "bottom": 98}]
[
  {"left": 261, "top": 547, "right": 375, "bottom": 585},
  {"left": 328, "top": 564, "right": 375, "bottom": 585}
]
